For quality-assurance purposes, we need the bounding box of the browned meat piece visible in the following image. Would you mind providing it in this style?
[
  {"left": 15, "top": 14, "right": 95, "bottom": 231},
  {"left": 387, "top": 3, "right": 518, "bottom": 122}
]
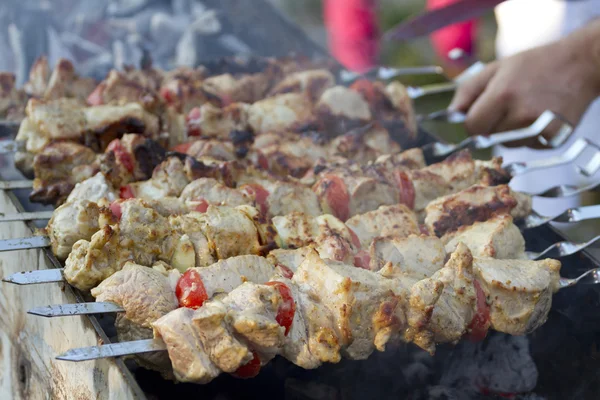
[
  {"left": 269, "top": 69, "right": 335, "bottom": 101},
  {"left": 24, "top": 56, "right": 50, "bottom": 98},
  {"left": 442, "top": 214, "right": 526, "bottom": 259},
  {"left": 315, "top": 86, "right": 372, "bottom": 137},
  {"left": 373, "top": 148, "right": 426, "bottom": 171},
  {"left": 252, "top": 132, "right": 331, "bottom": 178},
  {"left": 346, "top": 204, "right": 420, "bottom": 249},
  {"left": 294, "top": 249, "right": 404, "bottom": 359},
  {"left": 92, "top": 70, "right": 164, "bottom": 114},
  {"left": 385, "top": 81, "right": 418, "bottom": 143},
  {"left": 92, "top": 262, "right": 178, "bottom": 376},
  {"left": 187, "top": 102, "right": 251, "bottom": 139},
  {"left": 184, "top": 139, "right": 237, "bottom": 161},
  {"left": 179, "top": 177, "right": 253, "bottom": 207},
  {"left": 248, "top": 93, "right": 316, "bottom": 134},
  {"left": 475, "top": 257, "right": 561, "bottom": 335},
  {"left": 329, "top": 125, "right": 401, "bottom": 164},
  {"left": 0, "top": 73, "right": 26, "bottom": 120},
  {"left": 201, "top": 72, "right": 272, "bottom": 106},
  {"left": 160, "top": 67, "right": 207, "bottom": 113},
  {"left": 425, "top": 184, "right": 532, "bottom": 236},
  {"left": 132, "top": 157, "right": 190, "bottom": 199},
  {"left": 30, "top": 142, "right": 99, "bottom": 205}
]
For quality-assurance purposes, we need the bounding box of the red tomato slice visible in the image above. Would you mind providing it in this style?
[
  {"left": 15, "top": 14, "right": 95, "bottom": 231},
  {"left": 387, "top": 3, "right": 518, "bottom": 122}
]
[
  {"left": 106, "top": 139, "right": 135, "bottom": 173},
  {"left": 265, "top": 281, "right": 295, "bottom": 336},
  {"left": 119, "top": 185, "right": 135, "bottom": 199},
  {"left": 465, "top": 279, "right": 491, "bottom": 342},
  {"left": 186, "top": 107, "right": 202, "bottom": 137},
  {"left": 395, "top": 171, "right": 415, "bottom": 210},
  {"left": 109, "top": 201, "right": 122, "bottom": 220},
  {"left": 160, "top": 86, "right": 177, "bottom": 105},
  {"left": 172, "top": 142, "right": 193, "bottom": 154},
  {"left": 175, "top": 269, "right": 208, "bottom": 309},
  {"left": 256, "top": 151, "right": 269, "bottom": 170},
  {"left": 87, "top": 83, "right": 105, "bottom": 106},
  {"left": 353, "top": 250, "right": 371, "bottom": 270},
  {"left": 241, "top": 184, "right": 270, "bottom": 216},
  {"left": 276, "top": 263, "right": 294, "bottom": 279},
  {"left": 233, "top": 350, "right": 261, "bottom": 379},
  {"left": 319, "top": 175, "right": 350, "bottom": 221},
  {"left": 348, "top": 228, "right": 361, "bottom": 249},
  {"left": 192, "top": 199, "right": 209, "bottom": 213}
]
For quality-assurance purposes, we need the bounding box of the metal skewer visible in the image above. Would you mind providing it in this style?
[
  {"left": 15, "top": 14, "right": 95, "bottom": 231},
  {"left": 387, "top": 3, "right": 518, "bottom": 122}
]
[
  {"left": 3, "top": 268, "right": 63, "bottom": 284},
  {"left": 0, "top": 235, "right": 50, "bottom": 251},
  {"left": 526, "top": 235, "right": 600, "bottom": 260},
  {"left": 421, "top": 111, "right": 574, "bottom": 162},
  {"left": 56, "top": 339, "right": 166, "bottom": 362},
  {"left": 0, "top": 180, "right": 34, "bottom": 190},
  {"left": 28, "top": 302, "right": 125, "bottom": 317},
  {"left": 0, "top": 140, "right": 25, "bottom": 154},
  {"left": 50, "top": 266, "right": 600, "bottom": 362},
  {"left": 339, "top": 65, "right": 445, "bottom": 83},
  {"left": 0, "top": 210, "right": 54, "bottom": 222},
  {"left": 518, "top": 204, "right": 600, "bottom": 230}
]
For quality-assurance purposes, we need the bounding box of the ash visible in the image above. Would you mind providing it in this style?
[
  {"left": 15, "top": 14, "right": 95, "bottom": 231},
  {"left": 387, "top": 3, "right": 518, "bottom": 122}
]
[
  {"left": 0, "top": 0, "right": 324, "bottom": 85},
  {"left": 282, "top": 333, "right": 542, "bottom": 400}
]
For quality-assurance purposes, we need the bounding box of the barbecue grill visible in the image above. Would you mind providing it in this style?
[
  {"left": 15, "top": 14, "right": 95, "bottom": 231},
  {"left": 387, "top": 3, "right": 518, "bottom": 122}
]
[{"left": 1, "top": 1, "right": 600, "bottom": 400}]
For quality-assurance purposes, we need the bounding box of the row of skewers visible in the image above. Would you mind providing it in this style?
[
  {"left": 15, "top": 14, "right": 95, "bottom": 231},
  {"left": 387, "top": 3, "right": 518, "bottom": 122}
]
[{"left": 1, "top": 55, "right": 600, "bottom": 386}]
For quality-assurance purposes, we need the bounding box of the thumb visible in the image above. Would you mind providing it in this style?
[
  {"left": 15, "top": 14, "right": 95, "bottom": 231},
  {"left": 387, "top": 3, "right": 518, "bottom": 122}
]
[{"left": 448, "top": 61, "right": 498, "bottom": 112}]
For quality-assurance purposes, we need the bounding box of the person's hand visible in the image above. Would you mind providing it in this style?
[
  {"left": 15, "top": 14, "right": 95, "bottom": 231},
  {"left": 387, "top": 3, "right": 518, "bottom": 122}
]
[{"left": 449, "top": 20, "right": 600, "bottom": 139}]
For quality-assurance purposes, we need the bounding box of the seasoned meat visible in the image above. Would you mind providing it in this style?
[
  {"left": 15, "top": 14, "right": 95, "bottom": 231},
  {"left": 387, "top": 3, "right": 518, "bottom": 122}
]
[
  {"left": 315, "top": 86, "right": 371, "bottom": 136},
  {"left": 188, "top": 102, "right": 250, "bottom": 139},
  {"left": 66, "top": 172, "right": 118, "bottom": 203},
  {"left": 201, "top": 72, "right": 271, "bottom": 105},
  {"left": 372, "top": 235, "right": 446, "bottom": 279},
  {"left": 132, "top": 157, "right": 190, "bottom": 199},
  {"left": 24, "top": 56, "right": 50, "bottom": 98},
  {"left": 267, "top": 247, "right": 313, "bottom": 273},
  {"left": 0, "top": 73, "right": 26, "bottom": 120},
  {"left": 423, "top": 243, "right": 476, "bottom": 344},
  {"left": 32, "top": 142, "right": 98, "bottom": 188},
  {"left": 385, "top": 81, "right": 417, "bottom": 141},
  {"left": 192, "top": 300, "right": 252, "bottom": 372},
  {"left": 64, "top": 199, "right": 172, "bottom": 290},
  {"left": 272, "top": 212, "right": 355, "bottom": 252},
  {"left": 248, "top": 93, "right": 315, "bottom": 134},
  {"left": 47, "top": 200, "right": 104, "bottom": 260},
  {"left": 179, "top": 178, "right": 253, "bottom": 207},
  {"left": 197, "top": 205, "right": 261, "bottom": 260},
  {"left": 159, "top": 66, "right": 207, "bottom": 113},
  {"left": 345, "top": 204, "right": 420, "bottom": 249},
  {"left": 185, "top": 139, "right": 237, "bottom": 161},
  {"left": 329, "top": 126, "right": 401, "bottom": 165},
  {"left": 313, "top": 169, "right": 398, "bottom": 221},
  {"left": 425, "top": 185, "right": 532, "bottom": 236},
  {"left": 442, "top": 215, "right": 526, "bottom": 259},
  {"left": 92, "top": 262, "right": 178, "bottom": 329},
  {"left": 240, "top": 178, "right": 322, "bottom": 217},
  {"left": 374, "top": 148, "right": 426, "bottom": 171},
  {"left": 474, "top": 257, "right": 561, "bottom": 335},
  {"left": 169, "top": 213, "right": 216, "bottom": 269},
  {"left": 293, "top": 249, "right": 404, "bottom": 359},
  {"left": 92, "top": 262, "right": 178, "bottom": 375},
  {"left": 153, "top": 307, "right": 220, "bottom": 383},
  {"left": 269, "top": 69, "right": 335, "bottom": 101}
]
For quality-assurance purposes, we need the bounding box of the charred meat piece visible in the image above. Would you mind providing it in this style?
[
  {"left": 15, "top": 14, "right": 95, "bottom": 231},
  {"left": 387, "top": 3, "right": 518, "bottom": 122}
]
[
  {"left": 268, "top": 69, "right": 335, "bottom": 101},
  {"left": 425, "top": 184, "right": 532, "bottom": 237},
  {"left": 315, "top": 86, "right": 372, "bottom": 137},
  {"left": 248, "top": 93, "right": 316, "bottom": 134}
]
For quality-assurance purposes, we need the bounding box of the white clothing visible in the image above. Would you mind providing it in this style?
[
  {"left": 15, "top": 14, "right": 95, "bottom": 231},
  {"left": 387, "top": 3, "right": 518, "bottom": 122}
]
[{"left": 494, "top": 0, "right": 600, "bottom": 217}]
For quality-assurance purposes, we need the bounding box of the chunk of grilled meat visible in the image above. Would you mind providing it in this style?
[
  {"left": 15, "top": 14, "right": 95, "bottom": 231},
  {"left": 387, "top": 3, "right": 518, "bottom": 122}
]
[
  {"left": 442, "top": 215, "right": 526, "bottom": 259},
  {"left": 0, "top": 72, "right": 26, "bottom": 121},
  {"left": 425, "top": 184, "right": 532, "bottom": 237},
  {"left": 268, "top": 69, "right": 335, "bottom": 101}
]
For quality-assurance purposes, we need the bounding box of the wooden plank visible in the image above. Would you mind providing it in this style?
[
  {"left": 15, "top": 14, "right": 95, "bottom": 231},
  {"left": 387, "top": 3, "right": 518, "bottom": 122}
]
[{"left": 0, "top": 190, "right": 139, "bottom": 400}]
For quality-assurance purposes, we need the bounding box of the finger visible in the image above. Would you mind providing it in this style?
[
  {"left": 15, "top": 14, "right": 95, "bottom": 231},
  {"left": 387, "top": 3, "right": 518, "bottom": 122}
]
[
  {"left": 448, "top": 61, "right": 498, "bottom": 112},
  {"left": 463, "top": 83, "right": 508, "bottom": 136}
]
